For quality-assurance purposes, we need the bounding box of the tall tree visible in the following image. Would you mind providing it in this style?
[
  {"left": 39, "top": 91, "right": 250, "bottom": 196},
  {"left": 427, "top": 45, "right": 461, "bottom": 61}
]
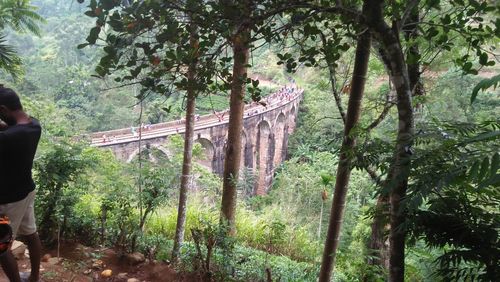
[
  {"left": 364, "top": 0, "right": 498, "bottom": 278},
  {"left": 366, "top": 8, "right": 422, "bottom": 273},
  {"left": 314, "top": 0, "right": 497, "bottom": 278},
  {"left": 219, "top": 0, "right": 251, "bottom": 234},
  {"left": 362, "top": 1, "right": 415, "bottom": 279},
  {"left": 215, "top": 0, "right": 304, "bottom": 234},
  {"left": 172, "top": 17, "right": 199, "bottom": 260},
  {"left": 318, "top": 3, "right": 372, "bottom": 280}
]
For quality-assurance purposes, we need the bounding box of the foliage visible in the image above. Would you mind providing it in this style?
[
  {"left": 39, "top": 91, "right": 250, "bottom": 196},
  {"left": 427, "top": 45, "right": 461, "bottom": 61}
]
[
  {"left": 0, "top": 0, "right": 44, "bottom": 35},
  {"left": 138, "top": 164, "right": 176, "bottom": 222},
  {"left": 71, "top": 193, "right": 102, "bottom": 246},
  {"left": 0, "top": 0, "right": 44, "bottom": 78},
  {"left": 22, "top": 96, "right": 76, "bottom": 136},
  {"left": 176, "top": 219, "right": 319, "bottom": 282},
  {"left": 190, "top": 219, "right": 235, "bottom": 281},
  {"left": 406, "top": 120, "right": 500, "bottom": 280},
  {"left": 0, "top": 34, "right": 22, "bottom": 78},
  {"left": 336, "top": 210, "right": 385, "bottom": 281},
  {"left": 411, "top": 189, "right": 499, "bottom": 281},
  {"left": 471, "top": 74, "right": 500, "bottom": 104},
  {"left": 3, "top": 0, "right": 498, "bottom": 280},
  {"left": 138, "top": 235, "right": 319, "bottom": 282},
  {"left": 424, "top": 70, "right": 499, "bottom": 123},
  {"left": 78, "top": 0, "right": 219, "bottom": 100},
  {"left": 34, "top": 140, "right": 91, "bottom": 244}
]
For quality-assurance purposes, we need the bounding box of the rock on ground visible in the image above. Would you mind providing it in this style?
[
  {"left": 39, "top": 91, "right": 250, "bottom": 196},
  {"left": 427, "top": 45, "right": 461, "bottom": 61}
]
[
  {"left": 125, "top": 252, "right": 145, "bottom": 265},
  {"left": 11, "top": 240, "right": 27, "bottom": 260}
]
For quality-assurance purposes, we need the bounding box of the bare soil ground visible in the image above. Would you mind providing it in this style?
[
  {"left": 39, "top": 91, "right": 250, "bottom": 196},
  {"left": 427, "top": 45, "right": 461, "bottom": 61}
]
[{"left": 0, "top": 242, "right": 199, "bottom": 282}]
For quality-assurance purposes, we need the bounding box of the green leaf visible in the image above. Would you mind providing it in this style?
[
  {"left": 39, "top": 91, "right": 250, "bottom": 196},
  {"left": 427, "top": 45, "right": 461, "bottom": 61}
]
[
  {"left": 427, "top": 0, "right": 440, "bottom": 9},
  {"left": 84, "top": 10, "right": 96, "bottom": 17},
  {"left": 162, "top": 106, "right": 172, "bottom": 113},
  {"left": 478, "top": 173, "right": 500, "bottom": 189},
  {"left": 469, "top": 161, "right": 480, "bottom": 180},
  {"left": 101, "top": 0, "right": 117, "bottom": 10},
  {"left": 465, "top": 130, "right": 500, "bottom": 143},
  {"left": 86, "top": 26, "right": 101, "bottom": 45},
  {"left": 463, "top": 62, "right": 472, "bottom": 71},
  {"left": 471, "top": 74, "right": 500, "bottom": 104},
  {"left": 407, "top": 52, "right": 421, "bottom": 65},
  {"left": 77, "top": 43, "right": 89, "bottom": 49},
  {"left": 479, "top": 53, "right": 488, "bottom": 65},
  {"left": 441, "top": 14, "right": 451, "bottom": 25},
  {"left": 320, "top": 172, "right": 334, "bottom": 186},
  {"left": 490, "top": 153, "right": 499, "bottom": 176},
  {"left": 95, "top": 65, "right": 107, "bottom": 77},
  {"left": 477, "top": 157, "right": 489, "bottom": 181},
  {"left": 427, "top": 27, "right": 439, "bottom": 38},
  {"left": 130, "top": 67, "right": 141, "bottom": 77}
]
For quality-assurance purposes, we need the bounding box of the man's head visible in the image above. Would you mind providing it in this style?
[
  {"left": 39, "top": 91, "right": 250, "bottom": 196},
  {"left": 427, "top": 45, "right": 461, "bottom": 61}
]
[{"left": 0, "top": 85, "right": 22, "bottom": 126}]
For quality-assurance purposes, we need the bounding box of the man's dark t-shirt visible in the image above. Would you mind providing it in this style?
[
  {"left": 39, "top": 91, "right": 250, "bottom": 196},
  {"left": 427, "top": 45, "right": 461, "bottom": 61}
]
[{"left": 0, "top": 118, "right": 41, "bottom": 204}]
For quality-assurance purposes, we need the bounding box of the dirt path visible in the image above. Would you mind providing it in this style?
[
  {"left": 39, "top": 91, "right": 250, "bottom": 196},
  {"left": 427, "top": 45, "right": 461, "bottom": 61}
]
[{"left": 0, "top": 242, "right": 198, "bottom": 282}]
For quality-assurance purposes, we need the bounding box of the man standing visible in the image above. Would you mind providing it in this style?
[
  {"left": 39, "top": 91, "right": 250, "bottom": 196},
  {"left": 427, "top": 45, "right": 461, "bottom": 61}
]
[{"left": 0, "top": 86, "right": 42, "bottom": 282}]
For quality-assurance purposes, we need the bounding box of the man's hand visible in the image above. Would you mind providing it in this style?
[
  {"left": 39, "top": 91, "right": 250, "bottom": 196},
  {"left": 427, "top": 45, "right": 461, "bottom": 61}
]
[{"left": 0, "top": 120, "right": 8, "bottom": 131}]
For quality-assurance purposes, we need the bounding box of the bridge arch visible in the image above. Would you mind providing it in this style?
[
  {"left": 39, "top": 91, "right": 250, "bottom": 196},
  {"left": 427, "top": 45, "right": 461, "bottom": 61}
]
[
  {"left": 255, "top": 120, "right": 273, "bottom": 195},
  {"left": 273, "top": 112, "right": 286, "bottom": 166},
  {"left": 242, "top": 129, "right": 253, "bottom": 169},
  {"left": 195, "top": 137, "right": 215, "bottom": 171},
  {"left": 240, "top": 130, "right": 247, "bottom": 170},
  {"left": 289, "top": 105, "right": 297, "bottom": 131},
  {"left": 126, "top": 143, "right": 171, "bottom": 163},
  {"left": 289, "top": 105, "right": 296, "bottom": 117}
]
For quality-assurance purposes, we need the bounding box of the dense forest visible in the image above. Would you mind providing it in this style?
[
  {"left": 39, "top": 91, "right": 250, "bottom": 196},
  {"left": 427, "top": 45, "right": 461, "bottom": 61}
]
[{"left": 0, "top": 0, "right": 499, "bottom": 281}]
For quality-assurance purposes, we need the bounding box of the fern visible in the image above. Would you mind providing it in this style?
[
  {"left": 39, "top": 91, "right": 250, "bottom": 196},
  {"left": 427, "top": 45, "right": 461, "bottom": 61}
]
[
  {"left": 471, "top": 74, "right": 500, "bottom": 104},
  {"left": 356, "top": 119, "right": 499, "bottom": 279},
  {"left": 406, "top": 120, "right": 500, "bottom": 280},
  {"left": 0, "top": 33, "right": 22, "bottom": 79}
]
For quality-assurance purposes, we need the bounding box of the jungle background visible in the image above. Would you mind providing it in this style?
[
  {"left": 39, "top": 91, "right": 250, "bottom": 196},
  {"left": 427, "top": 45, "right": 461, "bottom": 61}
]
[{"left": 0, "top": 0, "right": 498, "bottom": 281}]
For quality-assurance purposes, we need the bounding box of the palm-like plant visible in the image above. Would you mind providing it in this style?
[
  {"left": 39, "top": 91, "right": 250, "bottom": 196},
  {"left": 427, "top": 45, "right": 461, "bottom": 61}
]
[
  {"left": 0, "top": 34, "right": 21, "bottom": 76},
  {"left": 0, "top": 0, "right": 44, "bottom": 79}
]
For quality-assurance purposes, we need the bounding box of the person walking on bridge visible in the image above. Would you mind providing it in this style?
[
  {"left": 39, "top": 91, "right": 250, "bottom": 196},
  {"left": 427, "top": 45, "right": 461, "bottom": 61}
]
[{"left": 0, "top": 86, "right": 43, "bottom": 282}]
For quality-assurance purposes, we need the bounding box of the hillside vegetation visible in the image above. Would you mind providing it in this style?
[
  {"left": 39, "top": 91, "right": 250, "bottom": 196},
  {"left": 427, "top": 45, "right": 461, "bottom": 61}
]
[{"left": 0, "top": 0, "right": 498, "bottom": 281}]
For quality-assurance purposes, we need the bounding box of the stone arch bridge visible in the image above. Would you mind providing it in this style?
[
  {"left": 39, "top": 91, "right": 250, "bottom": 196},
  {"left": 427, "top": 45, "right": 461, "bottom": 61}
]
[{"left": 89, "top": 87, "right": 303, "bottom": 195}]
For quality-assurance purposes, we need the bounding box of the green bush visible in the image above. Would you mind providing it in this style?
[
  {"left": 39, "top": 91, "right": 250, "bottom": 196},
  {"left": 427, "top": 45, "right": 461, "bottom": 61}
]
[{"left": 34, "top": 141, "right": 91, "bottom": 244}]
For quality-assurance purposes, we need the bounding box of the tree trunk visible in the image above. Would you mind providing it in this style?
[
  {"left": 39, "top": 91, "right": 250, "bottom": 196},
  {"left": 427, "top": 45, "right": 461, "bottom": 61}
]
[
  {"left": 365, "top": 45, "right": 393, "bottom": 277},
  {"left": 220, "top": 29, "right": 250, "bottom": 234},
  {"left": 318, "top": 200, "right": 324, "bottom": 239},
  {"left": 100, "top": 208, "right": 107, "bottom": 245},
  {"left": 404, "top": 9, "right": 424, "bottom": 105},
  {"left": 369, "top": 0, "right": 415, "bottom": 280},
  {"left": 172, "top": 22, "right": 199, "bottom": 260},
  {"left": 319, "top": 32, "right": 346, "bottom": 123},
  {"left": 367, "top": 8, "right": 422, "bottom": 276},
  {"left": 318, "top": 19, "right": 372, "bottom": 281},
  {"left": 366, "top": 194, "right": 390, "bottom": 276}
]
